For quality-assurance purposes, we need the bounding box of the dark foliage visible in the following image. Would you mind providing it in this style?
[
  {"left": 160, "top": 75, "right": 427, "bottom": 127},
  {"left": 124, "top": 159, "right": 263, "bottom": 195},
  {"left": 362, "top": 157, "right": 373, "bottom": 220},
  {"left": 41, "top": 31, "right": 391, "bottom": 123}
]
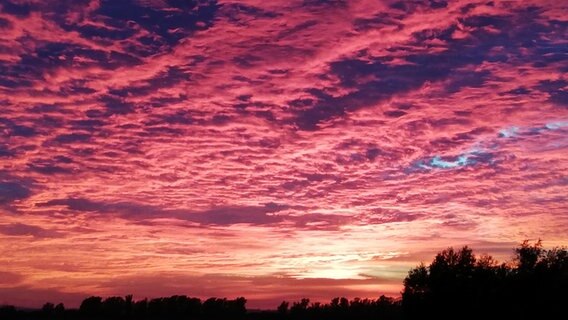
[
  {"left": 1, "top": 241, "right": 566, "bottom": 320},
  {"left": 78, "top": 295, "right": 246, "bottom": 320},
  {"left": 402, "top": 240, "right": 568, "bottom": 320}
]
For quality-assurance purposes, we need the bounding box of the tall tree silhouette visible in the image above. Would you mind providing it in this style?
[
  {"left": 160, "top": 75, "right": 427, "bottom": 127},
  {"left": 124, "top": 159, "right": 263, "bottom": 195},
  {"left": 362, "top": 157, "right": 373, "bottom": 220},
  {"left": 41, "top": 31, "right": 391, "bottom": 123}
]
[{"left": 402, "top": 241, "right": 568, "bottom": 320}]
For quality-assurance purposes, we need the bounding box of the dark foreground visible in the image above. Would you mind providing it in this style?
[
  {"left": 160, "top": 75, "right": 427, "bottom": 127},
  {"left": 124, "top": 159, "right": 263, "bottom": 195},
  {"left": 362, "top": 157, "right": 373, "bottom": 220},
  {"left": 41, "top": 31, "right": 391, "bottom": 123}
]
[{"left": 2, "top": 241, "right": 566, "bottom": 320}]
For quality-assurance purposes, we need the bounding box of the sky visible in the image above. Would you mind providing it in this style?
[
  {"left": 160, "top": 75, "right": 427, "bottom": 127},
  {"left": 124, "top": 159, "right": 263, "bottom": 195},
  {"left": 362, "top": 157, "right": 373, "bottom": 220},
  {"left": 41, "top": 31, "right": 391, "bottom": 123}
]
[{"left": 0, "top": 0, "right": 567, "bottom": 309}]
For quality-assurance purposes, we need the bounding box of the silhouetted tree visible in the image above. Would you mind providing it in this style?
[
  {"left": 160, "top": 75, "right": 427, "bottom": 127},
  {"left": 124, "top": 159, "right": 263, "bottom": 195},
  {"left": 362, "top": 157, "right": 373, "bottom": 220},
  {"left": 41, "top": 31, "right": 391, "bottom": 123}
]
[
  {"left": 227, "top": 297, "right": 247, "bottom": 319},
  {"left": 102, "top": 296, "right": 125, "bottom": 318},
  {"left": 0, "top": 306, "right": 18, "bottom": 320},
  {"left": 42, "top": 302, "right": 55, "bottom": 315},
  {"left": 401, "top": 263, "right": 429, "bottom": 318},
  {"left": 124, "top": 295, "right": 133, "bottom": 317},
  {"left": 402, "top": 241, "right": 568, "bottom": 320},
  {"left": 80, "top": 296, "right": 103, "bottom": 317},
  {"left": 278, "top": 296, "right": 400, "bottom": 320},
  {"left": 515, "top": 239, "right": 543, "bottom": 272},
  {"left": 132, "top": 298, "right": 148, "bottom": 318},
  {"left": 289, "top": 298, "right": 309, "bottom": 319},
  {"left": 41, "top": 302, "right": 65, "bottom": 319},
  {"left": 277, "top": 301, "right": 289, "bottom": 317},
  {"left": 54, "top": 303, "right": 65, "bottom": 316}
]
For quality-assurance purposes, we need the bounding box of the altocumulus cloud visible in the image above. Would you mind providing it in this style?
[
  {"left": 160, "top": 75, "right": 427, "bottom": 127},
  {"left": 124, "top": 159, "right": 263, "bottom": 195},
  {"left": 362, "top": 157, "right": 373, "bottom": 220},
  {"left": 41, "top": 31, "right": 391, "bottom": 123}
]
[{"left": 0, "top": 0, "right": 567, "bottom": 309}]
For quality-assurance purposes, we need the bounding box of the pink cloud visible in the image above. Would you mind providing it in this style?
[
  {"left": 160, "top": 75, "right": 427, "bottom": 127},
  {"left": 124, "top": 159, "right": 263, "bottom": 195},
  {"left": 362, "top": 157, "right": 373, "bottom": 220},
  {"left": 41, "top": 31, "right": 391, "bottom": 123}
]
[{"left": 0, "top": 0, "right": 566, "bottom": 309}]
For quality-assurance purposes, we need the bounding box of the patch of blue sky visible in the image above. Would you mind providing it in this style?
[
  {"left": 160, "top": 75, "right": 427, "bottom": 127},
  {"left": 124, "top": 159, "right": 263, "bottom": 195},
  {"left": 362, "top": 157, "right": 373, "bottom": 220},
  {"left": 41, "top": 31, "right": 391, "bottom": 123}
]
[
  {"left": 412, "top": 153, "right": 480, "bottom": 171},
  {"left": 411, "top": 119, "right": 567, "bottom": 173},
  {"left": 498, "top": 126, "right": 519, "bottom": 138},
  {"left": 544, "top": 121, "right": 568, "bottom": 130},
  {"left": 499, "top": 120, "right": 567, "bottom": 138},
  {"left": 429, "top": 155, "right": 475, "bottom": 169}
]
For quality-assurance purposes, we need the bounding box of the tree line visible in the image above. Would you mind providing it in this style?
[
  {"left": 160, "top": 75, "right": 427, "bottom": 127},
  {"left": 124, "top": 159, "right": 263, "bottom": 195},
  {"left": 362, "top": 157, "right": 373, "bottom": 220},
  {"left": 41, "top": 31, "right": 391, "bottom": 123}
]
[{"left": 1, "top": 240, "right": 566, "bottom": 319}]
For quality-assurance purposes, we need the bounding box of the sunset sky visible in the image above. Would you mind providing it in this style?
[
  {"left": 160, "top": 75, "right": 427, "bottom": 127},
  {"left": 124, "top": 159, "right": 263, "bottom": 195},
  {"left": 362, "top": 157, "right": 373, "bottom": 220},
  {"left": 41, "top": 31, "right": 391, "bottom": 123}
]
[{"left": 0, "top": 0, "right": 567, "bottom": 309}]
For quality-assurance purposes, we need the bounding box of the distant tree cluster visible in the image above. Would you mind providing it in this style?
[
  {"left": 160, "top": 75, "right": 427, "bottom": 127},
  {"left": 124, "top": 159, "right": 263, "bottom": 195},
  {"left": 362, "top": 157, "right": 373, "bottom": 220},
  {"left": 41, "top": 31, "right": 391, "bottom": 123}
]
[
  {"left": 272, "top": 295, "right": 401, "bottom": 320},
  {"left": 1, "top": 241, "right": 566, "bottom": 320},
  {"left": 78, "top": 295, "right": 246, "bottom": 319},
  {"left": 0, "top": 296, "right": 246, "bottom": 320}
]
